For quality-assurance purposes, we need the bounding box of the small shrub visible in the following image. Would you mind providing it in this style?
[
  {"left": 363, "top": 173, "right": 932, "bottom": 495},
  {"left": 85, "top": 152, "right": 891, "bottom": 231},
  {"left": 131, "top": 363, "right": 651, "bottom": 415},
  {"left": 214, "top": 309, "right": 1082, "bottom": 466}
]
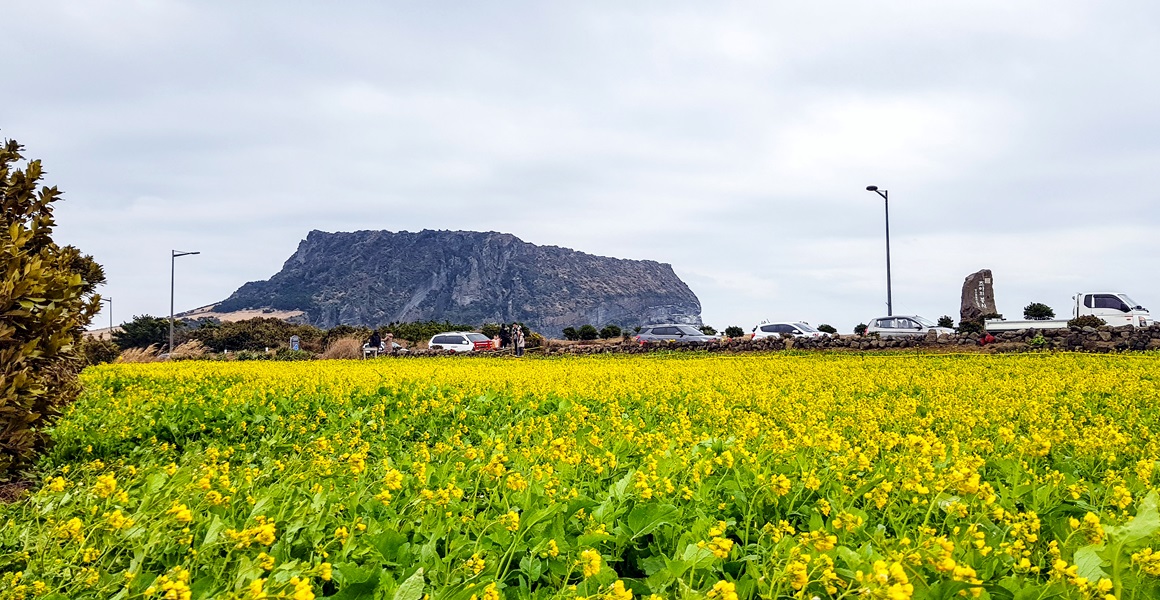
[
  {"left": 320, "top": 337, "right": 363, "bottom": 360},
  {"left": 854, "top": 323, "right": 868, "bottom": 336},
  {"left": 958, "top": 320, "right": 984, "bottom": 335},
  {"left": 1023, "top": 303, "right": 1055, "bottom": 320},
  {"left": 599, "top": 325, "right": 622, "bottom": 339},
  {"left": 1068, "top": 315, "right": 1106, "bottom": 329},
  {"left": 561, "top": 327, "right": 579, "bottom": 341},
  {"left": 274, "top": 348, "right": 315, "bottom": 361},
  {"left": 81, "top": 337, "right": 120, "bottom": 366},
  {"left": 526, "top": 333, "right": 544, "bottom": 348},
  {"left": 937, "top": 316, "right": 954, "bottom": 328},
  {"left": 233, "top": 350, "right": 271, "bottom": 361},
  {"left": 577, "top": 325, "right": 599, "bottom": 341},
  {"left": 1029, "top": 334, "right": 1047, "bottom": 348},
  {"left": 116, "top": 345, "right": 161, "bottom": 364},
  {"left": 699, "top": 325, "right": 717, "bottom": 335},
  {"left": 816, "top": 324, "right": 837, "bottom": 334}
]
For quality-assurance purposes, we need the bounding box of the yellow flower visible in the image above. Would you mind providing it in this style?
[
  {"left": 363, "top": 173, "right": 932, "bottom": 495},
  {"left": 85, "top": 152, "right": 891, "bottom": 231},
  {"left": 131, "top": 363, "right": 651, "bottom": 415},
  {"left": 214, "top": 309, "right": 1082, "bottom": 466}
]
[
  {"left": 499, "top": 511, "right": 520, "bottom": 532},
  {"left": 464, "top": 553, "right": 486, "bottom": 576},
  {"left": 93, "top": 473, "right": 117, "bottom": 498},
  {"left": 607, "top": 580, "right": 633, "bottom": 600},
  {"left": 707, "top": 580, "right": 738, "bottom": 600},
  {"left": 257, "top": 552, "right": 275, "bottom": 571},
  {"left": 46, "top": 477, "right": 67, "bottom": 492},
  {"left": 580, "top": 549, "right": 602, "bottom": 578}
]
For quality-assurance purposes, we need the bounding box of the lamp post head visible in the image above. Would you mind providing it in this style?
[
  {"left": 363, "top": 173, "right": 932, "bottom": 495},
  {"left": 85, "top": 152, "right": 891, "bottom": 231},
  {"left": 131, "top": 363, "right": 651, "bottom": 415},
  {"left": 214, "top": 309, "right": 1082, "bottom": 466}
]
[{"left": 865, "top": 185, "right": 878, "bottom": 192}]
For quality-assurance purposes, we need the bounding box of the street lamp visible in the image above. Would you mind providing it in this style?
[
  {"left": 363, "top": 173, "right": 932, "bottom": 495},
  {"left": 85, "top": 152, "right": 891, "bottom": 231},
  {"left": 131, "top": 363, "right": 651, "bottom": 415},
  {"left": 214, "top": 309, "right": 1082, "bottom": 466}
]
[
  {"left": 101, "top": 297, "right": 113, "bottom": 337},
  {"left": 170, "top": 250, "right": 200, "bottom": 354},
  {"left": 865, "top": 186, "right": 892, "bottom": 316}
]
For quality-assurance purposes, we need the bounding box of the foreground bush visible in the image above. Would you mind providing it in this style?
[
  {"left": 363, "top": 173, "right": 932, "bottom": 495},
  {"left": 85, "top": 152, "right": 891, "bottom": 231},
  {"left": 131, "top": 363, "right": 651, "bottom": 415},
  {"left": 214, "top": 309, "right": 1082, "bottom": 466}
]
[
  {"left": 3, "top": 354, "right": 1160, "bottom": 598},
  {"left": 0, "top": 139, "right": 104, "bottom": 477}
]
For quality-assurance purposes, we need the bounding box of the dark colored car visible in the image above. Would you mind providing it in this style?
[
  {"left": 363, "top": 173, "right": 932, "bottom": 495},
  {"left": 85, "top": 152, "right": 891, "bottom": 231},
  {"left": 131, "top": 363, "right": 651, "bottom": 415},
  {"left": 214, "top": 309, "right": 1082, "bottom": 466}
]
[{"left": 635, "top": 324, "right": 719, "bottom": 344}]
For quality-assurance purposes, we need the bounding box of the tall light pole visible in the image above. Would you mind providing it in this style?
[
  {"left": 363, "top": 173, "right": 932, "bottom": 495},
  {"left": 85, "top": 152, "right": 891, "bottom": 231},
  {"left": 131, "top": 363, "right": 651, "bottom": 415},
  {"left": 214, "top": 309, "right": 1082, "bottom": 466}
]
[
  {"left": 102, "top": 297, "right": 113, "bottom": 337},
  {"left": 170, "top": 250, "right": 200, "bottom": 354},
  {"left": 865, "top": 186, "right": 892, "bottom": 316}
]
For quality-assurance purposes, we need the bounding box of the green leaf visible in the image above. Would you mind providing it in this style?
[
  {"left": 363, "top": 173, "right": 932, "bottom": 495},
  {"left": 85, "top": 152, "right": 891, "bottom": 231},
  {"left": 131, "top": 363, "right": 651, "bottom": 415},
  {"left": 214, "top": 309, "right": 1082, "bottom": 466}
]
[
  {"left": 393, "top": 568, "right": 424, "bottom": 600},
  {"left": 1073, "top": 544, "right": 1108, "bottom": 582},
  {"left": 625, "top": 503, "right": 679, "bottom": 539},
  {"left": 1107, "top": 490, "right": 1160, "bottom": 546}
]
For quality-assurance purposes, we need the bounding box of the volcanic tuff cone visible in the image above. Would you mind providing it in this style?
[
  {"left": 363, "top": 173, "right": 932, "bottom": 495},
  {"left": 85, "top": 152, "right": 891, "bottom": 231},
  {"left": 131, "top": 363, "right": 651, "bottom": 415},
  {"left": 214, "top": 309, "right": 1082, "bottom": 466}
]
[{"left": 209, "top": 230, "right": 702, "bottom": 337}]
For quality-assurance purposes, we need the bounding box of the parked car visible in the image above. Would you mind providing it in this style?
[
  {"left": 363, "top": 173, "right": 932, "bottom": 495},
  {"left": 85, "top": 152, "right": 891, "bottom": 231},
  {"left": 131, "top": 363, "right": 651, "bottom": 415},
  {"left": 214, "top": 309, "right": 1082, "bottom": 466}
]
[
  {"left": 428, "top": 332, "right": 494, "bottom": 352},
  {"left": 865, "top": 315, "right": 954, "bottom": 338},
  {"left": 751, "top": 321, "right": 827, "bottom": 339},
  {"left": 635, "top": 324, "right": 720, "bottom": 344}
]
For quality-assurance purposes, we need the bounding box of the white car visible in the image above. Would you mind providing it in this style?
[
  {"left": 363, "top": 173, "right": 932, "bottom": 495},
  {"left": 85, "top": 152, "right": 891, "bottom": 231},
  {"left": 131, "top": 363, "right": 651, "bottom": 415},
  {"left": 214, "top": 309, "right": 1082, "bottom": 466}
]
[
  {"left": 751, "top": 321, "right": 827, "bottom": 339},
  {"left": 865, "top": 315, "right": 954, "bottom": 338},
  {"left": 427, "top": 332, "right": 494, "bottom": 353}
]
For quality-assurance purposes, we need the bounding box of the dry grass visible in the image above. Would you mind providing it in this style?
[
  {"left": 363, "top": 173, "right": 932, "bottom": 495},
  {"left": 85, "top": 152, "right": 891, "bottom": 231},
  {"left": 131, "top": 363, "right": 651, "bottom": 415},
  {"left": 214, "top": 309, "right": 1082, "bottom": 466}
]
[
  {"left": 170, "top": 340, "right": 209, "bottom": 360},
  {"left": 320, "top": 337, "right": 363, "bottom": 360},
  {"left": 116, "top": 345, "right": 161, "bottom": 363}
]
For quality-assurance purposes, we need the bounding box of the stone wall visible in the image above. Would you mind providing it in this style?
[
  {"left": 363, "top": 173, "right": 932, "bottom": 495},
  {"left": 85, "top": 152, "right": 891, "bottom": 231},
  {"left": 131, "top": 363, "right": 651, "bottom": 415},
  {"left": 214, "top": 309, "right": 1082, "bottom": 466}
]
[
  {"left": 529, "top": 324, "right": 1160, "bottom": 356},
  {"left": 389, "top": 325, "right": 1160, "bottom": 357}
]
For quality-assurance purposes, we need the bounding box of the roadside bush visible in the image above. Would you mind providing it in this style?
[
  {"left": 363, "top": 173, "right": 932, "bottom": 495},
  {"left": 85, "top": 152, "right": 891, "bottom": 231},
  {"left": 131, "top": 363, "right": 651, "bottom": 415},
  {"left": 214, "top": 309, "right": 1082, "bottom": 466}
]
[
  {"left": 81, "top": 337, "right": 120, "bottom": 366},
  {"left": 816, "top": 324, "right": 837, "bottom": 334},
  {"left": 577, "top": 325, "right": 599, "bottom": 341},
  {"left": 481, "top": 323, "right": 502, "bottom": 339},
  {"left": 1029, "top": 334, "right": 1047, "bottom": 349},
  {"left": 854, "top": 323, "right": 868, "bottom": 336},
  {"left": 191, "top": 317, "right": 322, "bottom": 352},
  {"left": 320, "top": 337, "right": 363, "bottom": 360},
  {"left": 699, "top": 325, "right": 717, "bottom": 335},
  {"left": 1, "top": 139, "right": 105, "bottom": 476},
  {"left": 599, "top": 325, "right": 622, "bottom": 339},
  {"left": 526, "top": 333, "right": 544, "bottom": 348},
  {"left": 1068, "top": 315, "right": 1106, "bottom": 329},
  {"left": 113, "top": 314, "right": 173, "bottom": 350},
  {"left": 384, "top": 320, "right": 476, "bottom": 344},
  {"left": 169, "top": 340, "right": 209, "bottom": 361},
  {"left": 321, "top": 325, "right": 369, "bottom": 349},
  {"left": 1023, "top": 302, "right": 1055, "bottom": 320},
  {"left": 937, "top": 316, "right": 954, "bottom": 328},
  {"left": 561, "top": 327, "right": 579, "bottom": 341}
]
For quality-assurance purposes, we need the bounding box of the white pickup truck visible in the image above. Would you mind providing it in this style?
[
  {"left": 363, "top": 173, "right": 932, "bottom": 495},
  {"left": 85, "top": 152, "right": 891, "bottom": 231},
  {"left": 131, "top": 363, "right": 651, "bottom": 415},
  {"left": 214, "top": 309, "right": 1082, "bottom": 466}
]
[{"left": 985, "top": 292, "right": 1152, "bottom": 332}]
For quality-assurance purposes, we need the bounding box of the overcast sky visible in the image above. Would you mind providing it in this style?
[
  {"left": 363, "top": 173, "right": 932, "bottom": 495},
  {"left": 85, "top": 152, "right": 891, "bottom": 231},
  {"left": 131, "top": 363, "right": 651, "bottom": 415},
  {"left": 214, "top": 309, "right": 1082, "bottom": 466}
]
[{"left": 6, "top": 1, "right": 1160, "bottom": 333}]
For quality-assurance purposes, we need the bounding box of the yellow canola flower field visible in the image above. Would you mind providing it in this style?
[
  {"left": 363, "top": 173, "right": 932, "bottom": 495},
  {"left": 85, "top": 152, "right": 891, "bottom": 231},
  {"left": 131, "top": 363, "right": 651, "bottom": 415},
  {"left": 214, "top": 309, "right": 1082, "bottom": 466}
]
[{"left": 3, "top": 352, "right": 1160, "bottom": 600}]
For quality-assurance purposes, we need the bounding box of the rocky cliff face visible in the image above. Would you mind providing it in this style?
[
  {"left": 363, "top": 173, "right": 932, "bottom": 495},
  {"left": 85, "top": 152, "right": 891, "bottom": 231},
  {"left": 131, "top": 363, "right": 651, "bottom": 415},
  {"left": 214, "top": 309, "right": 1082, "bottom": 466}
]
[{"left": 212, "top": 230, "right": 701, "bottom": 336}]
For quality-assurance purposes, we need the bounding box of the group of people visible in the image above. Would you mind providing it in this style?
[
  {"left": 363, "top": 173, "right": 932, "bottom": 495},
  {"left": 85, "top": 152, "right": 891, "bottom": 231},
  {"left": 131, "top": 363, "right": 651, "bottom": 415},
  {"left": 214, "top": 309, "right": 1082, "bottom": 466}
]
[{"left": 495, "top": 323, "right": 526, "bottom": 357}]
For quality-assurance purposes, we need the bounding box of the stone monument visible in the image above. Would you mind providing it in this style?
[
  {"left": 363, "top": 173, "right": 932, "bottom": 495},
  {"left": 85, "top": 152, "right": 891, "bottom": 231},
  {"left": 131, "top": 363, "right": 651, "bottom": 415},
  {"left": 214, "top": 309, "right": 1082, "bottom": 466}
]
[{"left": 960, "top": 269, "right": 999, "bottom": 324}]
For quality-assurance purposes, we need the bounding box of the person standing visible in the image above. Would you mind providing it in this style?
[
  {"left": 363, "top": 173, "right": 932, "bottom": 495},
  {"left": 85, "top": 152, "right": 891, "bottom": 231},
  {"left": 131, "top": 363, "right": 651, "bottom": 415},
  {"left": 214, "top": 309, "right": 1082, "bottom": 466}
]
[
  {"left": 513, "top": 323, "right": 526, "bottom": 357},
  {"left": 499, "top": 323, "right": 511, "bottom": 350}
]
